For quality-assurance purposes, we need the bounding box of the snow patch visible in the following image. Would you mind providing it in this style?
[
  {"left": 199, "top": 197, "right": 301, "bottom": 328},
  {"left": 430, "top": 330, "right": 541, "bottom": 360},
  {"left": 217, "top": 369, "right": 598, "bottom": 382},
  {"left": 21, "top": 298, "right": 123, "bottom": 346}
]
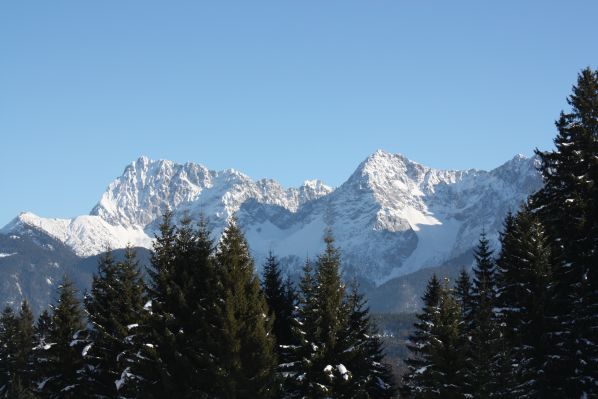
[{"left": 82, "top": 343, "right": 92, "bottom": 357}]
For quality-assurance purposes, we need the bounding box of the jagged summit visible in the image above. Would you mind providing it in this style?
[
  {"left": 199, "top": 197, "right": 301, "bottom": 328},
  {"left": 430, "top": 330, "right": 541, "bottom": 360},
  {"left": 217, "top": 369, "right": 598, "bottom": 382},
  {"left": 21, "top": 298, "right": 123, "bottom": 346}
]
[{"left": 1, "top": 151, "right": 542, "bottom": 282}]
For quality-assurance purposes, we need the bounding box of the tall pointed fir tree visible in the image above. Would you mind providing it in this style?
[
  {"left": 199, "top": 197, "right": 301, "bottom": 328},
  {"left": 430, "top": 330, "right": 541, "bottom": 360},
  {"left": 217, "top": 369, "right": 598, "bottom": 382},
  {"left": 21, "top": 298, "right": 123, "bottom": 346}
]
[
  {"left": 181, "top": 214, "right": 222, "bottom": 397},
  {"left": 0, "top": 305, "right": 18, "bottom": 397},
  {"left": 138, "top": 212, "right": 221, "bottom": 398},
  {"left": 211, "top": 217, "right": 277, "bottom": 398},
  {"left": 32, "top": 309, "right": 53, "bottom": 394},
  {"left": 37, "top": 276, "right": 87, "bottom": 398},
  {"left": 262, "top": 251, "right": 295, "bottom": 357},
  {"left": 12, "top": 301, "right": 36, "bottom": 397},
  {"left": 495, "top": 212, "right": 518, "bottom": 345},
  {"left": 466, "top": 233, "right": 501, "bottom": 399},
  {"left": 495, "top": 207, "right": 552, "bottom": 398},
  {"left": 430, "top": 279, "right": 466, "bottom": 399},
  {"left": 401, "top": 275, "right": 466, "bottom": 399},
  {"left": 34, "top": 310, "right": 53, "bottom": 347},
  {"left": 295, "top": 231, "right": 349, "bottom": 397},
  {"left": 453, "top": 269, "right": 473, "bottom": 397},
  {"left": 454, "top": 268, "right": 473, "bottom": 336},
  {"left": 84, "top": 246, "right": 148, "bottom": 398},
  {"left": 337, "top": 281, "right": 396, "bottom": 398},
  {"left": 490, "top": 213, "right": 519, "bottom": 399},
  {"left": 401, "top": 274, "right": 441, "bottom": 398},
  {"left": 286, "top": 232, "right": 395, "bottom": 398},
  {"left": 530, "top": 67, "right": 598, "bottom": 397},
  {"left": 261, "top": 251, "right": 296, "bottom": 396},
  {"left": 282, "top": 257, "right": 317, "bottom": 397},
  {"left": 0, "top": 300, "right": 38, "bottom": 399},
  {"left": 311, "top": 230, "right": 348, "bottom": 396},
  {"left": 135, "top": 211, "right": 180, "bottom": 398}
]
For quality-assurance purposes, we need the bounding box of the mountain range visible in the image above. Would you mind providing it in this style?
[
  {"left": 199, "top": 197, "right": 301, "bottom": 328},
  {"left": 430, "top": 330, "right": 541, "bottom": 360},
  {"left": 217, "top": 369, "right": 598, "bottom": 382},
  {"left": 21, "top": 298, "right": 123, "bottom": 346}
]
[{"left": 0, "top": 150, "right": 543, "bottom": 313}]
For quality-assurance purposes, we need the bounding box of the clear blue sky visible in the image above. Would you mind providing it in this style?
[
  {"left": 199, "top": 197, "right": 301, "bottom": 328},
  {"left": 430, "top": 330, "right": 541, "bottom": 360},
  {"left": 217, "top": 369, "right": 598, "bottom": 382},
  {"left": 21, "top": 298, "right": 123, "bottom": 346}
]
[{"left": 1, "top": 1, "right": 597, "bottom": 226}]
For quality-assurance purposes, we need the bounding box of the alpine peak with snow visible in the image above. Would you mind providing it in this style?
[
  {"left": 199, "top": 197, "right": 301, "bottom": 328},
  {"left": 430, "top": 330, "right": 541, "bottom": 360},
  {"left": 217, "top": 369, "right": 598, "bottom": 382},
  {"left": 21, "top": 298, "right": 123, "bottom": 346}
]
[{"left": 1, "top": 150, "right": 541, "bottom": 287}]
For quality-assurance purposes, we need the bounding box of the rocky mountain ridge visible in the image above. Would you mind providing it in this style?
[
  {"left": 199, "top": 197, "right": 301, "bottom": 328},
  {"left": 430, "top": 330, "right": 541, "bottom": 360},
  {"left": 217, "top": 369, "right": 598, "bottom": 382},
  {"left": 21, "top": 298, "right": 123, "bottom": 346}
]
[{"left": 1, "top": 150, "right": 542, "bottom": 289}]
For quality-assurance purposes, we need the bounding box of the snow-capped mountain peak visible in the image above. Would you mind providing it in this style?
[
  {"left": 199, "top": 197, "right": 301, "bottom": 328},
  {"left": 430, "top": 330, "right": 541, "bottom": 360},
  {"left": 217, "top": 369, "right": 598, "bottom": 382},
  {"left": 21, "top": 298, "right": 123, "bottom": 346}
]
[{"left": 1, "top": 151, "right": 542, "bottom": 283}]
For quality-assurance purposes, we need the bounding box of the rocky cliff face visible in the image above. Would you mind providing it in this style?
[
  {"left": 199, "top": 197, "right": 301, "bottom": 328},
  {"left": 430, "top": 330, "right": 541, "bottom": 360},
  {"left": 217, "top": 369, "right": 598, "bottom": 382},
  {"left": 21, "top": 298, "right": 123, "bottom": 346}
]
[{"left": 0, "top": 150, "right": 542, "bottom": 310}]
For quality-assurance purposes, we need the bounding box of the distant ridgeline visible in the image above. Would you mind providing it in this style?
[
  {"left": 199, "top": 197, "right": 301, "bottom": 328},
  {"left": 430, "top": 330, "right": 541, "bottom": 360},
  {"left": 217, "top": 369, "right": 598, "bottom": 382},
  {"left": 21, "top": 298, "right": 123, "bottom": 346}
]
[{"left": 0, "top": 144, "right": 542, "bottom": 315}]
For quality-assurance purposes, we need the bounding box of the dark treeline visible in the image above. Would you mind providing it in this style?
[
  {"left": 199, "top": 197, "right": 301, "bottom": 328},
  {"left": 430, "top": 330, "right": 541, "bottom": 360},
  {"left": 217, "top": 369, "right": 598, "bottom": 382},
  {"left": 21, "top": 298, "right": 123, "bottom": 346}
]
[
  {"left": 401, "top": 68, "right": 598, "bottom": 398},
  {"left": 0, "top": 214, "right": 396, "bottom": 398}
]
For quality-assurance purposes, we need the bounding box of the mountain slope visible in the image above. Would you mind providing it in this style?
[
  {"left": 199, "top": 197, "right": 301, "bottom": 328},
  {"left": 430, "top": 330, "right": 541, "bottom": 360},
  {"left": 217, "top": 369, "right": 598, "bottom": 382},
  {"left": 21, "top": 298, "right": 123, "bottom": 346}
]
[
  {"left": 239, "top": 150, "right": 540, "bottom": 282},
  {"left": 1, "top": 150, "right": 542, "bottom": 293}
]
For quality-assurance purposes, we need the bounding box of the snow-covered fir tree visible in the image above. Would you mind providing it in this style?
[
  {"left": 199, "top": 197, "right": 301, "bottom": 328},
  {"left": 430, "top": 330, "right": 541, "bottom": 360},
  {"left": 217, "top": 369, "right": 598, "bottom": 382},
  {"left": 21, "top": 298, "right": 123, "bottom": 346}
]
[
  {"left": 495, "top": 207, "right": 552, "bottom": 398},
  {"left": 286, "top": 232, "right": 349, "bottom": 397},
  {"left": 83, "top": 247, "right": 148, "bottom": 398},
  {"left": 135, "top": 212, "right": 224, "bottom": 398},
  {"left": 0, "top": 305, "right": 18, "bottom": 396},
  {"left": 453, "top": 268, "right": 473, "bottom": 396},
  {"left": 530, "top": 67, "right": 598, "bottom": 398},
  {"left": 466, "top": 234, "right": 502, "bottom": 399},
  {"left": 286, "top": 232, "right": 396, "bottom": 398},
  {"left": 211, "top": 217, "right": 277, "bottom": 398},
  {"left": 262, "top": 252, "right": 296, "bottom": 358},
  {"left": 36, "top": 276, "right": 88, "bottom": 399},
  {"left": 261, "top": 251, "right": 297, "bottom": 396},
  {"left": 401, "top": 275, "right": 441, "bottom": 398},
  {"left": 12, "top": 301, "right": 36, "bottom": 398},
  {"left": 401, "top": 276, "right": 466, "bottom": 399},
  {"left": 338, "top": 282, "right": 395, "bottom": 398}
]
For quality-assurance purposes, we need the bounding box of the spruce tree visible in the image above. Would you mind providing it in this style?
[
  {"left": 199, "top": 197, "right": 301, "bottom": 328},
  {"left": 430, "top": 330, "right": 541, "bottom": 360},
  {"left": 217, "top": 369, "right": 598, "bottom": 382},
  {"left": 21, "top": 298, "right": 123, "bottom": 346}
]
[
  {"left": 137, "top": 211, "right": 188, "bottom": 398},
  {"left": 495, "top": 212, "right": 518, "bottom": 344},
  {"left": 0, "top": 305, "right": 18, "bottom": 397},
  {"left": 297, "top": 257, "right": 317, "bottom": 342},
  {"left": 83, "top": 249, "right": 119, "bottom": 397},
  {"left": 402, "top": 276, "right": 466, "bottom": 399},
  {"left": 467, "top": 233, "right": 501, "bottom": 399},
  {"left": 139, "top": 212, "right": 221, "bottom": 398},
  {"left": 282, "top": 257, "right": 317, "bottom": 398},
  {"left": 400, "top": 274, "right": 441, "bottom": 398},
  {"left": 430, "top": 279, "right": 465, "bottom": 399},
  {"left": 338, "top": 282, "right": 396, "bottom": 398},
  {"left": 261, "top": 252, "right": 297, "bottom": 396},
  {"left": 262, "top": 252, "right": 295, "bottom": 355},
  {"left": 13, "top": 301, "right": 36, "bottom": 397},
  {"left": 471, "top": 232, "right": 497, "bottom": 310},
  {"left": 492, "top": 213, "right": 519, "bottom": 399},
  {"left": 453, "top": 268, "right": 473, "bottom": 397},
  {"left": 178, "top": 214, "right": 221, "bottom": 398},
  {"left": 84, "top": 246, "right": 147, "bottom": 398},
  {"left": 37, "top": 276, "right": 87, "bottom": 399},
  {"left": 32, "top": 309, "right": 53, "bottom": 392},
  {"left": 286, "top": 232, "right": 396, "bottom": 398},
  {"left": 495, "top": 208, "right": 552, "bottom": 398},
  {"left": 288, "top": 232, "right": 371, "bottom": 398},
  {"left": 530, "top": 67, "right": 598, "bottom": 397},
  {"left": 34, "top": 310, "right": 52, "bottom": 347},
  {"left": 454, "top": 268, "right": 473, "bottom": 333},
  {"left": 212, "top": 217, "right": 276, "bottom": 398},
  {"left": 306, "top": 231, "right": 348, "bottom": 397},
  {"left": 283, "top": 276, "right": 297, "bottom": 324},
  {"left": 0, "top": 302, "right": 37, "bottom": 398}
]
